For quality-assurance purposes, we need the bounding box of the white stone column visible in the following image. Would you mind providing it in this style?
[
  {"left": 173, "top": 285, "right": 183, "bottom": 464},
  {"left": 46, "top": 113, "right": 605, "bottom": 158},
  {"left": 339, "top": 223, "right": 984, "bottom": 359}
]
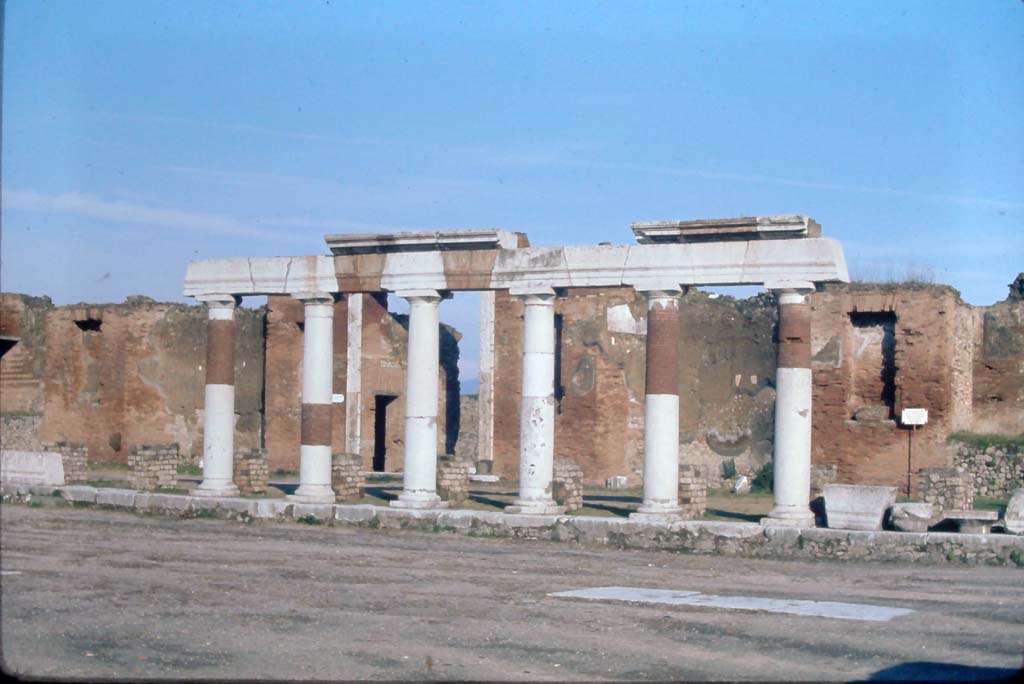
[
  {"left": 476, "top": 290, "right": 496, "bottom": 476},
  {"left": 391, "top": 290, "right": 447, "bottom": 509},
  {"left": 194, "top": 295, "right": 241, "bottom": 498},
  {"left": 288, "top": 293, "right": 337, "bottom": 503},
  {"left": 344, "top": 293, "right": 363, "bottom": 456},
  {"left": 631, "top": 287, "right": 684, "bottom": 520},
  {"left": 506, "top": 287, "right": 564, "bottom": 515},
  {"left": 763, "top": 287, "right": 815, "bottom": 527}
]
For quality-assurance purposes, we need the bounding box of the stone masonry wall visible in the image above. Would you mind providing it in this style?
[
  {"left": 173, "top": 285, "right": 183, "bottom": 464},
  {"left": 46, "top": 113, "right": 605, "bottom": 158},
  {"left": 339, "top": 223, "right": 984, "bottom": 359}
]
[
  {"left": 948, "top": 440, "right": 1024, "bottom": 500},
  {"left": 128, "top": 443, "right": 179, "bottom": 491},
  {"left": 233, "top": 448, "right": 269, "bottom": 495},
  {"left": 970, "top": 277, "right": 1024, "bottom": 435},
  {"left": 678, "top": 465, "right": 707, "bottom": 519},
  {"left": 437, "top": 456, "right": 470, "bottom": 504},
  {"left": 332, "top": 452, "right": 365, "bottom": 500},
  {"left": 552, "top": 459, "right": 583, "bottom": 512},
  {"left": 42, "top": 441, "right": 88, "bottom": 485},
  {"left": 38, "top": 297, "right": 265, "bottom": 465},
  {"left": 918, "top": 467, "right": 973, "bottom": 513}
]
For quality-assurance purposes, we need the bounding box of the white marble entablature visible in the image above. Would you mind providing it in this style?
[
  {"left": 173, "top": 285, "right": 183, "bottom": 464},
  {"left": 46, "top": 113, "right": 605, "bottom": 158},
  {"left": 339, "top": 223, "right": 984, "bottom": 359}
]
[{"left": 183, "top": 255, "right": 338, "bottom": 298}]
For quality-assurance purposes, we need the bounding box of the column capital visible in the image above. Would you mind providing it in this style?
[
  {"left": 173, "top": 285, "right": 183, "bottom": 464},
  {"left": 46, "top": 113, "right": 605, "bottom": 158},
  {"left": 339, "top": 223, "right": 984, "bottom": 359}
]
[
  {"left": 395, "top": 288, "right": 444, "bottom": 304},
  {"left": 290, "top": 291, "right": 336, "bottom": 305},
  {"left": 197, "top": 294, "right": 240, "bottom": 308},
  {"left": 509, "top": 285, "right": 556, "bottom": 304}
]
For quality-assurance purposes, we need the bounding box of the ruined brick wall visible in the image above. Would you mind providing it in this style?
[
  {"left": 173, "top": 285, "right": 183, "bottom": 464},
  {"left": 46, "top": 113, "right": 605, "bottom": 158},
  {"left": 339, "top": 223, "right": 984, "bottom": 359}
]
[
  {"left": 263, "top": 293, "right": 458, "bottom": 473},
  {"left": 0, "top": 293, "right": 52, "bottom": 416},
  {"left": 970, "top": 278, "right": 1024, "bottom": 435},
  {"left": 263, "top": 296, "right": 349, "bottom": 471},
  {"left": 493, "top": 287, "right": 777, "bottom": 487},
  {"left": 810, "top": 285, "right": 963, "bottom": 491},
  {"left": 38, "top": 297, "right": 265, "bottom": 464}
]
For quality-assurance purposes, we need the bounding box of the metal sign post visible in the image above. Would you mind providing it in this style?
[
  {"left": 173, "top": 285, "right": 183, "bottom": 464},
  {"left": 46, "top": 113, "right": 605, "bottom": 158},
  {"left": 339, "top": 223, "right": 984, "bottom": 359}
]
[{"left": 900, "top": 408, "right": 928, "bottom": 498}]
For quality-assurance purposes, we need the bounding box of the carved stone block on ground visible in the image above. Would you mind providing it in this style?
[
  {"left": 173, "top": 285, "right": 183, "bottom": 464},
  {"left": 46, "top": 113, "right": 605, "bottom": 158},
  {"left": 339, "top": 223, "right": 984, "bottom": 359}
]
[
  {"left": 0, "top": 450, "right": 65, "bottom": 486},
  {"left": 890, "top": 502, "right": 935, "bottom": 533},
  {"left": 1005, "top": 489, "right": 1024, "bottom": 535},
  {"left": 823, "top": 484, "right": 896, "bottom": 531}
]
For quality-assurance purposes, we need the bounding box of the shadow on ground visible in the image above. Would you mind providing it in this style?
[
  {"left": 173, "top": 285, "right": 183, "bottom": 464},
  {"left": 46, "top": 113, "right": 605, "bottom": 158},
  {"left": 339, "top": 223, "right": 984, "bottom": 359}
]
[{"left": 863, "top": 661, "right": 1022, "bottom": 681}]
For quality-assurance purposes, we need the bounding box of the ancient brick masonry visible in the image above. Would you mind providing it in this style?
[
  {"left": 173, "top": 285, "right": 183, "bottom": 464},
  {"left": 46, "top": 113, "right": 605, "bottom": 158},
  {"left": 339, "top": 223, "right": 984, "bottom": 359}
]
[
  {"left": 331, "top": 452, "right": 365, "bottom": 500},
  {"left": 233, "top": 448, "right": 268, "bottom": 495},
  {"left": 436, "top": 456, "right": 470, "bottom": 504},
  {"left": 42, "top": 441, "right": 87, "bottom": 485},
  {"left": 128, "top": 444, "right": 179, "bottom": 490},
  {"left": 918, "top": 467, "right": 973, "bottom": 513},
  {"left": 678, "top": 465, "right": 707, "bottom": 519},
  {"left": 552, "top": 459, "right": 584, "bottom": 512}
]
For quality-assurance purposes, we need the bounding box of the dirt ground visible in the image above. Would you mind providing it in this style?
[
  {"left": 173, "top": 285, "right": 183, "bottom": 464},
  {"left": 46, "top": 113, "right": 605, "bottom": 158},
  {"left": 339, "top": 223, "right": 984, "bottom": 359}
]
[{"left": 1, "top": 505, "right": 1021, "bottom": 682}]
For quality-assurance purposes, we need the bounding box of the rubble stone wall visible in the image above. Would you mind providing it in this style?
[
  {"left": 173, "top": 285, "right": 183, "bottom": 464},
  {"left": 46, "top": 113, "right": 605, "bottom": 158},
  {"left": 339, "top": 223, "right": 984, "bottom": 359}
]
[
  {"left": 918, "top": 467, "right": 973, "bottom": 513},
  {"left": 331, "top": 452, "right": 365, "bottom": 500},
  {"left": 128, "top": 443, "right": 179, "bottom": 491},
  {"left": 233, "top": 448, "right": 269, "bottom": 495},
  {"left": 948, "top": 440, "right": 1024, "bottom": 499},
  {"left": 552, "top": 458, "right": 583, "bottom": 512}
]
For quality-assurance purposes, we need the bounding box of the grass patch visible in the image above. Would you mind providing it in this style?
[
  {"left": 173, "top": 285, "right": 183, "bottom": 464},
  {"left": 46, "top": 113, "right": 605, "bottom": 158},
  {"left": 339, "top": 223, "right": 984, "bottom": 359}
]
[
  {"left": 946, "top": 432, "right": 1024, "bottom": 450},
  {"left": 86, "top": 479, "right": 128, "bottom": 489},
  {"left": 296, "top": 514, "right": 324, "bottom": 525},
  {"left": 974, "top": 497, "right": 1008, "bottom": 512},
  {"left": 0, "top": 410, "right": 42, "bottom": 418},
  {"left": 176, "top": 464, "right": 202, "bottom": 476}
]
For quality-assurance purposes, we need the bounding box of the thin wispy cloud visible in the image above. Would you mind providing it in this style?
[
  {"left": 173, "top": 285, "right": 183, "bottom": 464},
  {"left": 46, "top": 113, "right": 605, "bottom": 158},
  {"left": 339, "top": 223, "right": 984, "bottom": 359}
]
[{"left": 3, "top": 188, "right": 296, "bottom": 243}]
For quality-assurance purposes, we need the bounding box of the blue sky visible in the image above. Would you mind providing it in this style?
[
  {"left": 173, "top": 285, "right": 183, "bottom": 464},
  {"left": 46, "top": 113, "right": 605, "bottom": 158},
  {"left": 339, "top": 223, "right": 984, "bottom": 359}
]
[{"left": 2, "top": 0, "right": 1022, "bottom": 385}]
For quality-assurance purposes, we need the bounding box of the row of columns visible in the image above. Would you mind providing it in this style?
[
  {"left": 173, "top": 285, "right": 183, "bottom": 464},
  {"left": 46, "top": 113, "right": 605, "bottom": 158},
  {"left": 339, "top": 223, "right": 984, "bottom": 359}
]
[{"left": 194, "top": 286, "right": 815, "bottom": 525}]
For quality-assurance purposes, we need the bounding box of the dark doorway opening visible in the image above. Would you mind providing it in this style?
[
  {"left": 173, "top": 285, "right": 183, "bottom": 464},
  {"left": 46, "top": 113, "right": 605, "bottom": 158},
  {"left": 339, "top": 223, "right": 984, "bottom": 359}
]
[{"left": 373, "top": 394, "right": 398, "bottom": 472}]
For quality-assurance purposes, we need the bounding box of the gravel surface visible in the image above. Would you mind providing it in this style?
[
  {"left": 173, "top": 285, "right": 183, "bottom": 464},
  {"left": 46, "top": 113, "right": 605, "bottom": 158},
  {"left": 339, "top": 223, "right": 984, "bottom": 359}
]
[{"left": 1, "top": 505, "right": 1022, "bottom": 681}]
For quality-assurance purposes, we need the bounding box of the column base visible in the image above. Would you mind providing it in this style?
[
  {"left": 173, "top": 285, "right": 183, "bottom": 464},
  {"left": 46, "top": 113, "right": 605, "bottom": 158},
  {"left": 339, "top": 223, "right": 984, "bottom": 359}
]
[
  {"left": 192, "top": 481, "right": 240, "bottom": 498},
  {"left": 630, "top": 504, "right": 683, "bottom": 522},
  {"left": 390, "top": 492, "right": 448, "bottom": 509},
  {"left": 286, "top": 485, "right": 336, "bottom": 505},
  {"left": 505, "top": 499, "right": 564, "bottom": 516},
  {"left": 761, "top": 505, "right": 815, "bottom": 528}
]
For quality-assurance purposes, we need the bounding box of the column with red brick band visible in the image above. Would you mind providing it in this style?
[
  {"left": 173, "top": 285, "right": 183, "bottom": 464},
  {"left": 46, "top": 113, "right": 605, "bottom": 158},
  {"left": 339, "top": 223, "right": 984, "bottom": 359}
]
[
  {"left": 288, "top": 293, "right": 337, "bottom": 503},
  {"left": 194, "top": 295, "right": 241, "bottom": 497},
  {"left": 764, "top": 288, "right": 815, "bottom": 527},
  {"left": 631, "top": 288, "right": 684, "bottom": 520}
]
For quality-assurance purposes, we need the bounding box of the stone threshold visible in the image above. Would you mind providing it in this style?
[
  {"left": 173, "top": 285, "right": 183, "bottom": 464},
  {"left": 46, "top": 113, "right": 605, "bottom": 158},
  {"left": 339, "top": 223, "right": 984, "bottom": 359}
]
[{"left": 3, "top": 483, "right": 1023, "bottom": 568}]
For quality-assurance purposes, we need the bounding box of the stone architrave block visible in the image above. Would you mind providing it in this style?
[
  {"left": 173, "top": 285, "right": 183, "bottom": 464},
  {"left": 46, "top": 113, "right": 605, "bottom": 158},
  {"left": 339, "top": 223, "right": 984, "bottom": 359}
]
[
  {"left": 823, "top": 484, "right": 896, "bottom": 531},
  {"left": 1, "top": 451, "right": 66, "bottom": 486},
  {"left": 891, "top": 502, "right": 935, "bottom": 533},
  {"left": 1005, "top": 489, "right": 1024, "bottom": 535}
]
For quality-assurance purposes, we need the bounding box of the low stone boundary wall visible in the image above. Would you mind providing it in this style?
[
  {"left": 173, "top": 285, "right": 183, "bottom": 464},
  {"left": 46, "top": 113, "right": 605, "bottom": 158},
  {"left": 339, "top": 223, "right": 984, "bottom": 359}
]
[
  {"left": 949, "top": 441, "right": 1023, "bottom": 499},
  {"left": 553, "top": 459, "right": 583, "bottom": 512},
  {"left": 678, "top": 465, "right": 707, "bottom": 519},
  {"left": 919, "top": 467, "right": 973, "bottom": 513},
  {"left": 331, "top": 452, "right": 364, "bottom": 499},
  {"left": 127, "top": 444, "right": 179, "bottom": 491},
  {"left": 6, "top": 483, "right": 1021, "bottom": 567},
  {"left": 437, "top": 456, "right": 470, "bottom": 504},
  {"left": 233, "top": 448, "right": 268, "bottom": 495},
  {"left": 42, "top": 442, "right": 88, "bottom": 485}
]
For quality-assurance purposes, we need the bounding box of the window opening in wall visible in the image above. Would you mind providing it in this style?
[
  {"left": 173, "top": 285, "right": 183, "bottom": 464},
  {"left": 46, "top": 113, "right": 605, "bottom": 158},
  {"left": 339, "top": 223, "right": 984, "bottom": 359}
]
[
  {"left": 554, "top": 312, "right": 565, "bottom": 414},
  {"left": 849, "top": 311, "right": 897, "bottom": 420},
  {"left": 373, "top": 394, "right": 398, "bottom": 472},
  {"left": 74, "top": 319, "right": 102, "bottom": 332}
]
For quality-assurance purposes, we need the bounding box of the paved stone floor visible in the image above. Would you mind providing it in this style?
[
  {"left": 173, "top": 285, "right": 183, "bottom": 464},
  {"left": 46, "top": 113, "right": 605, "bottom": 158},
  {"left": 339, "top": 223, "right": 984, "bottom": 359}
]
[{"left": 1, "top": 505, "right": 1022, "bottom": 681}]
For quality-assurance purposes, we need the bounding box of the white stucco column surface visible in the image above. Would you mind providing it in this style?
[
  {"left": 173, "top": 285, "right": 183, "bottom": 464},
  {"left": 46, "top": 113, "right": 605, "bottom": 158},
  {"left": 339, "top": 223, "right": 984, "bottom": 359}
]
[
  {"left": 194, "top": 295, "right": 241, "bottom": 497},
  {"left": 391, "top": 290, "right": 447, "bottom": 509},
  {"left": 288, "top": 293, "right": 337, "bottom": 503},
  {"left": 631, "top": 287, "right": 684, "bottom": 520},
  {"left": 763, "top": 287, "right": 816, "bottom": 527},
  {"left": 506, "top": 288, "right": 564, "bottom": 515}
]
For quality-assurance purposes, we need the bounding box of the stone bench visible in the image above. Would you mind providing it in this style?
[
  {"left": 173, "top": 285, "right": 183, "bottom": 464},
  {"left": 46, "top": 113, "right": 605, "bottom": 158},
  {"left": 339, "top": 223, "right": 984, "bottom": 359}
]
[{"left": 944, "top": 509, "right": 999, "bottom": 534}]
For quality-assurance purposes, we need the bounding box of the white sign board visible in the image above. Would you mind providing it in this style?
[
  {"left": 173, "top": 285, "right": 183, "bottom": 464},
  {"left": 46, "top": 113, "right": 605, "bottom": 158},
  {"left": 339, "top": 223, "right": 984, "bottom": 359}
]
[
  {"left": 331, "top": 393, "right": 345, "bottom": 404},
  {"left": 901, "top": 408, "right": 928, "bottom": 426}
]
